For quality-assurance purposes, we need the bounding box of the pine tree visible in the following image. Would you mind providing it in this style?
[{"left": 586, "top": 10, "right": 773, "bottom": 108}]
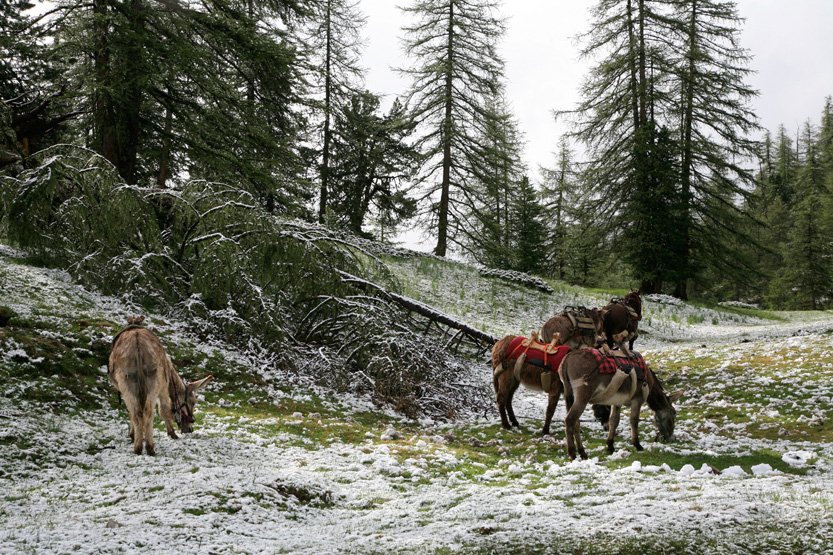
[{"left": 398, "top": 0, "right": 506, "bottom": 256}]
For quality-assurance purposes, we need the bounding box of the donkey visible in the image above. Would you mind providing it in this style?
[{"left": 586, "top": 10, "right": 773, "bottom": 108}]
[
  {"left": 559, "top": 347, "right": 682, "bottom": 460},
  {"left": 491, "top": 334, "right": 571, "bottom": 436},
  {"left": 601, "top": 290, "right": 643, "bottom": 350},
  {"left": 109, "top": 317, "right": 213, "bottom": 455},
  {"left": 540, "top": 306, "right": 602, "bottom": 348}
]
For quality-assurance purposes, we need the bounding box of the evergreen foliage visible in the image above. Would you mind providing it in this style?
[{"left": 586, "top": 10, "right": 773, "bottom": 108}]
[
  {"left": 0, "top": 144, "right": 477, "bottom": 417},
  {"left": 302, "top": 0, "right": 368, "bottom": 223},
  {"left": 328, "top": 91, "right": 420, "bottom": 239},
  {"left": 398, "top": 0, "right": 507, "bottom": 257},
  {"left": 562, "top": 0, "right": 761, "bottom": 298}
]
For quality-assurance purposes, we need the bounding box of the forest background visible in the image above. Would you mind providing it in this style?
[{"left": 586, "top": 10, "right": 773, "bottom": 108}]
[{"left": 2, "top": 0, "right": 833, "bottom": 413}]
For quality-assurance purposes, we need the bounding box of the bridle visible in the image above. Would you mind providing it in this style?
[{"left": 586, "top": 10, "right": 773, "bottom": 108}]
[
  {"left": 169, "top": 372, "right": 195, "bottom": 426},
  {"left": 654, "top": 403, "right": 676, "bottom": 440}
]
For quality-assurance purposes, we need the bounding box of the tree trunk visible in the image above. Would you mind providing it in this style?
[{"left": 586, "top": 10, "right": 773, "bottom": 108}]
[
  {"left": 319, "top": 0, "right": 333, "bottom": 224},
  {"left": 157, "top": 103, "right": 172, "bottom": 189},
  {"left": 92, "top": 0, "right": 119, "bottom": 171},
  {"left": 435, "top": 2, "right": 454, "bottom": 257},
  {"left": 676, "top": 0, "right": 698, "bottom": 301}
]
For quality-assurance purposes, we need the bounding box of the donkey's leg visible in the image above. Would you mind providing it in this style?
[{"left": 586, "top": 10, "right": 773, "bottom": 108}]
[
  {"left": 158, "top": 393, "right": 179, "bottom": 439},
  {"left": 495, "top": 373, "right": 513, "bottom": 430},
  {"left": 542, "top": 380, "right": 563, "bottom": 436},
  {"left": 606, "top": 405, "right": 621, "bottom": 454},
  {"left": 141, "top": 397, "right": 156, "bottom": 456},
  {"left": 131, "top": 408, "right": 145, "bottom": 455},
  {"left": 629, "top": 399, "right": 643, "bottom": 451},
  {"left": 505, "top": 380, "right": 521, "bottom": 428},
  {"left": 564, "top": 397, "right": 589, "bottom": 460}
]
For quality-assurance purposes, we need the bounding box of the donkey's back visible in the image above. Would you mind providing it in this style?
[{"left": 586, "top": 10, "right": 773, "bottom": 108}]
[{"left": 109, "top": 324, "right": 172, "bottom": 455}]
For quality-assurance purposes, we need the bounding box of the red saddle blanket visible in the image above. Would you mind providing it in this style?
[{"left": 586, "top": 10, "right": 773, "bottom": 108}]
[
  {"left": 507, "top": 336, "right": 571, "bottom": 371},
  {"left": 587, "top": 347, "right": 648, "bottom": 376}
]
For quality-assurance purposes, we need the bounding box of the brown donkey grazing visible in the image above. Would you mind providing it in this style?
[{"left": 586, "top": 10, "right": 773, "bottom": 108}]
[
  {"left": 559, "top": 348, "right": 682, "bottom": 460},
  {"left": 601, "top": 290, "right": 643, "bottom": 350},
  {"left": 540, "top": 306, "right": 602, "bottom": 348},
  {"left": 491, "top": 334, "right": 571, "bottom": 435},
  {"left": 109, "top": 317, "right": 213, "bottom": 455}
]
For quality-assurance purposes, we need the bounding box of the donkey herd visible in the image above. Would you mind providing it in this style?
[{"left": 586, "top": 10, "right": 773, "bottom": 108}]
[
  {"left": 492, "top": 290, "right": 683, "bottom": 460},
  {"left": 108, "top": 290, "right": 681, "bottom": 459}
]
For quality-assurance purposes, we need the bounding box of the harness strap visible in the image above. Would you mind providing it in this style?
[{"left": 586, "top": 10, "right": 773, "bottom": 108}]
[{"left": 588, "top": 369, "right": 629, "bottom": 404}]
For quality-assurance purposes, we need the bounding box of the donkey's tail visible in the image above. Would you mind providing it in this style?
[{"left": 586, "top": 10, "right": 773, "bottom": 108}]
[
  {"left": 133, "top": 334, "right": 148, "bottom": 418},
  {"left": 491, "top": 336, "right": 513, "bottom": 391}
]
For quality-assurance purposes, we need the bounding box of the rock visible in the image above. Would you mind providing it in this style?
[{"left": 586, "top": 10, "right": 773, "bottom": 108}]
[{"left": 381, "top": 428, "right": 403, "bottom": 441}]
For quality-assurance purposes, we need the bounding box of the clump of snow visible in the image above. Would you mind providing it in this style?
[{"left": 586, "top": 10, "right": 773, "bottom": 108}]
[
  {"left": 751, "top": 463, "right": 777, "bottom": 476},
  {"left": 782, "top": 450, "right": 816, "bottom": 467},
  {"left": 720, "top": 300, "right": 760, "bottom": 310}
]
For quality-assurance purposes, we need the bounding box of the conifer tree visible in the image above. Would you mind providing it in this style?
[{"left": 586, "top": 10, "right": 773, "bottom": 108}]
[
  {"left": 304, "top": 0, "right": 367, "bottom": 223},
  {"left": 398, "top": 0, "right": 506, "bottom": 256},
  {"left": 462, "top": 94, "right": 525, "bottom": 268},
  {"left": 564, "top": 0, "right": 760, "bottom": 297},
  {"left": 540, "top": 137, "right": 579, "bottom": 280},
  {"left": 511, "top": 176, "right": 546, "bottom": 275},
  {"left": 328, "top": 91, "right": 419, "bottom": 238},
  {"left": 51, "top": 0, "right": 311, "bottom": 211}
]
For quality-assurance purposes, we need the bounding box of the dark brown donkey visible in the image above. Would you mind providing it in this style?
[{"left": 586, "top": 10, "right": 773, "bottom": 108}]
[
  {"left": 109, "top": 317, "right": 213, "bottom": 455},
  {"left": 492, "top": 334, "right": 571, "bottom": 435},
  {"left": 540, "top": 306, "right": 602, "bottom": 348},
  {"left": 559, "top": 348, "right": 682, "bottom": 460},
  {"left": 601, "top": 290, "right": 643, "bottom": 350}
]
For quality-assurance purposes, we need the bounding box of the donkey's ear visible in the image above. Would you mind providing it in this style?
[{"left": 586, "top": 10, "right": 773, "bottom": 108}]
[
  {"left": 187, "top": 375, "right": 214, "bottom": 394},
  {"left": 668, "top": 389, "right": 684, "bottom": 404}
]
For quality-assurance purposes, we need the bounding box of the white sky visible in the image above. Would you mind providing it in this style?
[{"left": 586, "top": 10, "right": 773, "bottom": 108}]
[{"left": 360, "top": 0, "right": 833, "bottom": 182}]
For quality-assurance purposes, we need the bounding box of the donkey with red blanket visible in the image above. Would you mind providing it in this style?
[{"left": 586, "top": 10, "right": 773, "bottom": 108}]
[{"left": 491, "top": 334, "right": 570, "bottom": 435}]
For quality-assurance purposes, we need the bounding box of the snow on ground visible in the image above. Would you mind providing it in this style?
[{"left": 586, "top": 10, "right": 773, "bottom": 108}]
[{"left": 4, "top": 252, "right": 833, "bottom": 553}]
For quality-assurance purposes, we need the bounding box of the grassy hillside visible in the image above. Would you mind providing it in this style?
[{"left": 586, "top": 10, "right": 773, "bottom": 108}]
[{"left": 3, "top": 246, "right": 833, "bottom": 554}]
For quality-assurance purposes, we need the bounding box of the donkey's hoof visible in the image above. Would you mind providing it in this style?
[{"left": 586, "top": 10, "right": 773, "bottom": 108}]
[
  {"left": 579, "top": 450, "right": 588, "bottom": 460},
  {"left": 635, "top": 443, "right": 644, "bottom": 452},
  {"left": 168, "top": 431, "right": 179, "bottom": 439},
  {"left": 146, "top": 445, "right": 156, "bottom": 456}
]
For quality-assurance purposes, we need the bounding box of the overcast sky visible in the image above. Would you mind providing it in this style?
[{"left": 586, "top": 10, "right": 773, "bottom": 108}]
[{"left": 359, "top": 0, "right": 833, "bottom": 182}]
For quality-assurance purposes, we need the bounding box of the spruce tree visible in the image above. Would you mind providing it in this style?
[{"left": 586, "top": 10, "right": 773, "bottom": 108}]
[
  {"left": 328, "top": 92, "right": 419, "bottom": 238},
  {"left": 462, "top": 94, "right": 525, "bottom": 268}
]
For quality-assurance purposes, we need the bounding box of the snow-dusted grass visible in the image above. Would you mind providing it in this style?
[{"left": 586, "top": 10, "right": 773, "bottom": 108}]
[{"left": 4, "top": 250, "right": 833, "bottom": 554}]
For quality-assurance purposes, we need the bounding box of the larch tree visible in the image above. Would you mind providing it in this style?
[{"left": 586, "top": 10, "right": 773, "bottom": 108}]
[
  {"left": 303, "top": 0, "right": 367, "bottom": 223},
  {"left": 563, "top": 0, "right": 760, "bottom": 297},
  {"left": 540, "top": 137, "right": 580, "bottom": 281},
  {"left": 398, "top": 0, "right": 506, "bottom": 257},
  {"left": 668, "top": 0, "right": 761, "bottom": 298}
]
